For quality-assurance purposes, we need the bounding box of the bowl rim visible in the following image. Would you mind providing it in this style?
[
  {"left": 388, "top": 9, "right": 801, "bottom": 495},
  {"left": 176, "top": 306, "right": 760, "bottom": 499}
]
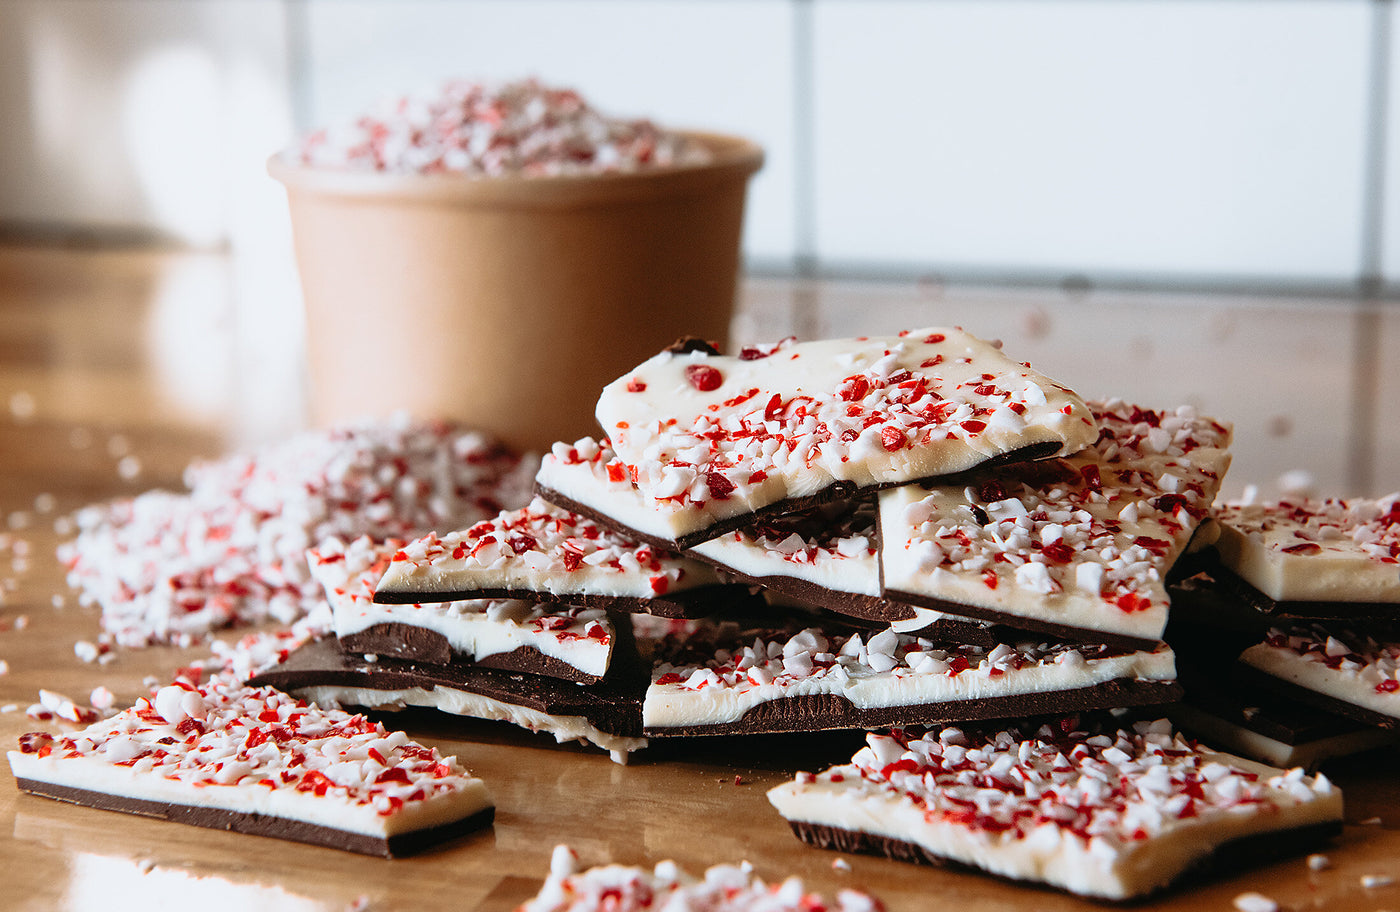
[{"left": 267, "top": 129, "right": 764, "bottom": 208}]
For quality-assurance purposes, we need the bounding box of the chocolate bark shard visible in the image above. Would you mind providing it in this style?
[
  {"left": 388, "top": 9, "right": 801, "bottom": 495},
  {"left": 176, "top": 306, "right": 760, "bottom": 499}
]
[
  {"left": 7, "top": 675, "right": 494, "bottom": 857},
  {"left": 310, "top": 536, "right": 620, "bottom": 682},
  {"left": 11, "top": 779, "right": 494, "bottom": 858},
  {"left": 249, "top": 637, "right": 648, "bottom": 758},
  {"left": 372, "top": 495, "right": 730, "bottom": 617},
  {"left": 590, "top": 329, "right": 1098, "bottom": 548},
  {"left": 881, "top": 400, "right": 1232, "bottom": 648},
  {"left": 1237, "top": 624, "right": 1400, "bottom": 729},
  {"left": 639, "top": 613, "right": 1180, "bottom": 736},
  {"left": 767, "top": 719, "right": 1343, "bottom": 901},
  {"left": 1210, "top": 493, "right": 1400, "bottom": 606}
]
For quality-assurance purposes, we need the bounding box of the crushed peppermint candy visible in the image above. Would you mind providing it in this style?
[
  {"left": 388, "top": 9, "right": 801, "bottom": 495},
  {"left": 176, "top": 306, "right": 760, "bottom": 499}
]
[
  {"left": 518, "top": 844, "right": 885, "bottom": 912},
  {"left": 768, "top": 718, "right": 1342, "bottom": 900},
  {"left": 57, "top": 415, "right": 531, "bottom": 648},
  {"left": 594, "top": 330, "right": 1099, "bottom": 546},
  {"left": 881, "top": 400, "right": 1232, "bottom": 645},
  {"left": 289, "top": 78, "right": 711, "bottom": 177},
  {"left": 8, "top": 674, "right": 493, "bottom": 854},
  {"left": 376, "top": 495, "right": 715, "bottom": 603}
]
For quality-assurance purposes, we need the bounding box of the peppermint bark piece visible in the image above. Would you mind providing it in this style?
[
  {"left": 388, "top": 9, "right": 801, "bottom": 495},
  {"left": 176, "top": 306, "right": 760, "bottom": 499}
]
[
  {"left": 311, "top": 536, "right": 619, "bottom": 684},
  {"left": 593, "top": 330, "right": 1098, "bottom": 549},
  {"left": 881, "top": 401, "right": 1232, "bottom": 648},
  {"left": 7, "top": 676, "right": 494, "bottom": 857},
  {"left": 1209, "top": 493, "right": 1400, "bottom": 617},
  {"left": 250, "top": 637, "right": 648, "bottom": 762},
  {"left": 518, "top": 844, "right": 886, "bottom": 912},
  {"left": 767, "top": 720, "right": 1342, "bottom": 901},
  {"left": 641, "top": 615, "right": 1179, "bottom": 736},
  {"left": 374, "top": 496, "right": 727, "bottom": 618},
  {"left": 1238, "top": 624, "right": 1400, "bottom": 728}
]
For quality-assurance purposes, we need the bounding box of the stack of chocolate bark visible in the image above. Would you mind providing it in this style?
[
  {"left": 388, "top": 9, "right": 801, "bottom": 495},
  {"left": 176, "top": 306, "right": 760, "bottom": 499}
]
[
  {"left": 1165, "top": 492, "right": 1400, "bottom": 769},
  {"left": 249, "top": 329, "right": 1346, "bottom": 897},
  {"left": 254, "top": 330, "right": 1212, "bottom": 754}
]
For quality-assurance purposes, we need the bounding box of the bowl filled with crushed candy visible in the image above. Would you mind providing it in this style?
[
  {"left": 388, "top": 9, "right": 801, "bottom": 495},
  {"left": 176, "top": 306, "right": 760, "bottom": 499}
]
[{"left": 270, "top": 77, "right": 763, "bottom": 453}]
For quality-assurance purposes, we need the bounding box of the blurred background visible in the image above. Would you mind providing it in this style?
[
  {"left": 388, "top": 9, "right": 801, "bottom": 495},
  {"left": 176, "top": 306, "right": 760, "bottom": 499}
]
[{"left": 0, "top": 0, "right": 1397, "bottom": 501}]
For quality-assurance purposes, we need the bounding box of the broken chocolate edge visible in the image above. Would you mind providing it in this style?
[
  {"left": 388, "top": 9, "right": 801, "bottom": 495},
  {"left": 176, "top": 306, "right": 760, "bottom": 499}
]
[
  {"left": 14, "top": 777, "right": 495, "bottom": 858},
  {"left": 783, "top": 816, "right": 1341, "bottom": 903}
]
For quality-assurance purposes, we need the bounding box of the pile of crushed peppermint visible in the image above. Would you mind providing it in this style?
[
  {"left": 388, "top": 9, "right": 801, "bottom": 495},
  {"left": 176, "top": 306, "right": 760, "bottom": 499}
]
[
  {"left": 290, "top": 78, "right": 713, "bottom": 177},
  {"left": 57, "top": 414, "right": 532, "bottom": 649}
]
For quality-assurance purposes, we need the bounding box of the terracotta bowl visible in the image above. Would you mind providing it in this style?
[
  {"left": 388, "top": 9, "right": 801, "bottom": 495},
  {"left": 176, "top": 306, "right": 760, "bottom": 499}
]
[{"left": 269, "top": 131, "right": 764, "bottom": 453}]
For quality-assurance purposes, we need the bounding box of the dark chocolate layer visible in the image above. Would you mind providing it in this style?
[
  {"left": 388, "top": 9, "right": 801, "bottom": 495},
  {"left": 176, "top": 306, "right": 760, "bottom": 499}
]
[
  {"left": 881, "top": 587, "right": 1160, "bottom": 652},
  {"left": 785, "top": 817, "right": 1341, "bottom": 902},
  {"left": 14, "top": 778, "right": 494, "bottom": 858},
  {"left": 249, "top": 637, "right": 646, "bottom": 738},
  {"left": 644, "top": 678, "right": 1182, "bottom": 738},
  {"left": 1233, "top": 662, "right": 1400, "bottom": 731},
  {"left": 536, "top": 440, "right": 1065, "bottom": 552}
]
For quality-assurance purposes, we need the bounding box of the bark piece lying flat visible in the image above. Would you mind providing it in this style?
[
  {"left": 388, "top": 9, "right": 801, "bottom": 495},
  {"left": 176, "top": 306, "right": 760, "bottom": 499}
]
[
  {"left": 311, "top": 536, "right": 618, "bottom": 683},
  {"left": 1210, "top": 493, "right": 1400, "bottom": 611},
  {"left": 881, "top": 400, "right": 1232, "bottom": 648},
  {"left": 640, "top": 614, "right": 1180, "bottom": 736},
  {"left": 518, "top": 844, "right": 885, "bottom": 912},
  {"left": 589, "top": 329, "right": 1098, "bottom": 548},
  {"left": 249, "top": 637, "right": 648, "bottom": 762},
  {"left": 767, "top": 719, "right": 1341, "bottom": 901},
  {"left": 1238, "top": 623, "right": 1400, "bottom": 729},
  {"left": 374, "top": 496, "right": 728, "bottom": 618},
  {"left": 8, "top": 674, "right": 493, "bottom": 857}
]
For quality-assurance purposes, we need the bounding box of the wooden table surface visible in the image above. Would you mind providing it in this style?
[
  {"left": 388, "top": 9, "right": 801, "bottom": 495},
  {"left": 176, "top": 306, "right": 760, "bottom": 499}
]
[{"left": 1, "top": 243, "right": 1398, "bottom": 912}]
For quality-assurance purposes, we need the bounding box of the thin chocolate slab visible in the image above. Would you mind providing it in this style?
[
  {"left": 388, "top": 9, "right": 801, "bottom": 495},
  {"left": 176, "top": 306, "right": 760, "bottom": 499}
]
[
  {"left": 7, "top": 675, "right": 495, "bottom": 857},
  {"left": 784, "top": 819, "right": 1342, "bottom": 902},
  {"left": 310, "top": 536, "right": 625, "bottom": 682},
  {"left": 881, "top": 401, "right": 1232, "bottom": 650},
  {"left": 1185, "top": 553, "right": 1400, "bottom": 622},
  {"left": 249, "top": 637, "right": 648, "bottom": 756},
  {"left": 639, "top": 613, "right": 1180, "bottom": 737},
  {"left": 372, "top": 496, "right": 732, "bottom": 617},
  {"left": 1210, "top": 493, "right": 1400, "bottom": 606},
  {"left": 768, "top": 721, "right": 1343, "bottom": 901},
  {"left": 13, "top": 778, "right": 494, "bottom": 858},
  {"left": 645, "top": 677, "right": 1182, "bottom": 738},
  {"left": 1237, "top": 624, "right": 1400, "bottom": 730}
]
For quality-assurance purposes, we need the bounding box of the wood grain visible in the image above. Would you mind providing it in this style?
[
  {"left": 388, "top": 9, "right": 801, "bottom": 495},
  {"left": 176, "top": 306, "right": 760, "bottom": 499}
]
[{"left": 1, "top": 244, "right": 1397, "bottom": 911}]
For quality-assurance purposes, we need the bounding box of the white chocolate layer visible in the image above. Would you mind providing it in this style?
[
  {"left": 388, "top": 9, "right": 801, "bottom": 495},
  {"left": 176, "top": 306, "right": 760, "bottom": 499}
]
[
  {"left": 376, "top": 495, "right": 718, "bottom": 600},
  {"left": 595, "top": 330, "right": 1098, "bottom": 543},
  {"left": 1213, "top": 494, "right": 1400, "bottom": 604},
  {"left": 768, "top": 722, "right": 1341, "bottom": 901},
  {"left": 8, "top": 676, "right": 493, "bottom": 840},
  {"left": 881, "top": 400, "right": 1231, "bottom": 643},
  {"left": 311, "top": 536, "right": 613, "bottom": 678},
  {"left": 1241, "top": 625, "right": 1400, "bottom": 721}
]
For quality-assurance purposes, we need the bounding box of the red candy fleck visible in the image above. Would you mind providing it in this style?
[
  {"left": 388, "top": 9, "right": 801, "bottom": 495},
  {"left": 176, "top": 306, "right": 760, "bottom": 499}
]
[
  {"left": 685, "top": 364, "right": 723, "bottom": 392},
  {"left": 625, "top": 377, "right": 647, "bottom": 393},
  {"left": 959, "top": 419, "right": 987, "bottom": 434},
  {"left": 1041, "top": 542, "right": 1075, "bottom": 564},
  {"left": 880, "top": 427, "right": 907, "bottom": 451},
  {"left": 705, "top": 471, "right": 736, "bottom": 500}
]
